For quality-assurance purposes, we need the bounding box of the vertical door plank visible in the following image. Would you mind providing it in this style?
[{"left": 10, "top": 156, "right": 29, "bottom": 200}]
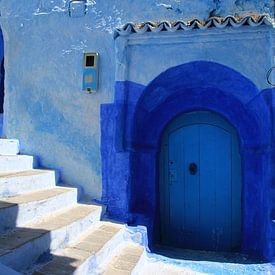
[
  {"left": 160, "top": 142, "right": 170, "bottom": 245},
  {"left": 212, "top": 126, "right": 232, "bottom": 251},
  {"left": 231, "top": 133, "right": 242, "bottom": 250},
  {"left": 168, "top": 130, "right": 185, "bottom": 245},
  {"left": 199, "top": 124, "right": 218, "bottom": 250},
  {"left": 182, "top": 125, "right": 200, "bottom": 248},
  {"left": 200, "top": 125, "right": 232, "bottom": 250}
]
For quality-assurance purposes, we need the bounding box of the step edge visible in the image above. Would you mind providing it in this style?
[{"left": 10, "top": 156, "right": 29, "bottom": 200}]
[
  {"left": 0, "top": 189, "right": 79, "bottom": 233},
  {"left": 0, "top": 170, "right": 55, "bottom": 179},
  {"left": 0, "top": 187, "right": 77, "bottom": 206},
  {"left": 34, "top": 224, "right": 126, "bottom": 275},
  {"left": 0, "top": 204, "right": 103, "bottom": 270},
  {"left": 24, "top": 203, "right": 102, "bottom": 230},
  {"left": 0, "top": 155, "right": 33, "bottom": 158}
]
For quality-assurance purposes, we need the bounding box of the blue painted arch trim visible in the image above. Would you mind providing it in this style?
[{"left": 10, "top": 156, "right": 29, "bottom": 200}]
[
  {"left": 100, "top": 61, "right": 272, "bottom": 259},
  {"left": 132, "top": 61, "right": 270, "bottom": 149}
]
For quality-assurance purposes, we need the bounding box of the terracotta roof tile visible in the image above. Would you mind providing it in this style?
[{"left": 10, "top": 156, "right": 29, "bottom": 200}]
[{"left": 114, "top": 14, "right": 274, "bottom": 38}]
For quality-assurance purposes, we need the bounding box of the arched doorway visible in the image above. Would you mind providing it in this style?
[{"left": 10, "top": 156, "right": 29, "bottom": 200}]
[
  {"left": 159, "top": 111, "right": 242, "bottom": 252},
  {"left": 101, "top": 61, "right": 271, "bottom": 258}
]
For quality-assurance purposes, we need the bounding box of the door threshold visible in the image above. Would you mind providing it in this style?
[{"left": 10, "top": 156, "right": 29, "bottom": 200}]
[{"left": 153, "top": 244, "right": 265, "bottom": 264}]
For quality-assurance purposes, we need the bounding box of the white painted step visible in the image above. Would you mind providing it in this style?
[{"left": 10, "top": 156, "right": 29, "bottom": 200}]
[
  {"left": 104, "top": 243, "right": 144, "bottom": 275},
  {"left": 33, "top": 221, "right": 126, "bottom": 275},
  {"left": 0, "top": 155, "right": 33, "bottom": 172},
  {"left": 0, "top": 139, "right": 19, "bottom": 155},
  {"left": 133, "top": 254, "right": 205, "bottom": 275},
  {"left": 0, "top": 187, "right": 77, "bottom": 233},
  {"left": 0, "top": 203, "right": 102, "bottom": 271},
  {"left": 0, "top": 169, "right": 56, "bottom": 197}
]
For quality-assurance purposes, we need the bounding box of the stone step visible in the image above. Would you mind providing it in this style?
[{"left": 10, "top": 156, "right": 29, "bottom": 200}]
[
  {"left": 0, "top": 187, "right": 77, "bottom": 233},
  {"left": 0, "top": 203, "right": 102, "bottom": 271},
  {"left": 103, "top": 243, "right": 144, "bottom": 275},
  {"left": 32, "top": 221, "right": 125, "bottom": 275},
  {"left": 0, "top": 139, "right": 19, "bottom": 155},
  {"left": 0, "top": 169, "right": 56, "bottom": 197},
  {"left": 0, "top": 155, "right": 34, "bottom": 172}
]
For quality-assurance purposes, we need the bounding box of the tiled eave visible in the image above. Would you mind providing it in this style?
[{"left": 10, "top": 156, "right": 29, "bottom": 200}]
[{"left": 114, "top": 14, "right": 274, "bottom": 39}]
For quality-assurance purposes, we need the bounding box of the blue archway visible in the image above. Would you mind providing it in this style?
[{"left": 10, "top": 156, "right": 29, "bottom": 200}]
[{"left": 101, "top": 61, "right": 272, "bottom": 259}]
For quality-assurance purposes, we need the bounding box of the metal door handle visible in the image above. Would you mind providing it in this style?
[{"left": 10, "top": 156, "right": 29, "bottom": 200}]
[{"left": 189, "top": 163, "right": 198, "bottom": 175}]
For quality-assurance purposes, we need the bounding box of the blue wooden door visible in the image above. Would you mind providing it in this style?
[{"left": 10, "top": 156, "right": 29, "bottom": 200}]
[{"left": 160, "top": 111, "right": 242, "bottom": 251}]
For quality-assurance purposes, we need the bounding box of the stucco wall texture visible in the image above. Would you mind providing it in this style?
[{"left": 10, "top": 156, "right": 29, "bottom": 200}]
[{"left": 0, "top": 0, "right": 274, "bottom": 199}]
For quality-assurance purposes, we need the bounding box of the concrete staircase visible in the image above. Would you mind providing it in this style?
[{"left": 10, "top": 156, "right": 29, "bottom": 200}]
[{"left": 0, "top": 139, "right": 145, "bottom": 275}]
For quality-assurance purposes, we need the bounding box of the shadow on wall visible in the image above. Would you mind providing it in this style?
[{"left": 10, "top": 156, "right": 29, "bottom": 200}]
[
  {"left": 0, "top": 24, "right": 4, "bottom": 136},
  {"left": 154, "top": 245, "right": 269, "bottom": 265},
  {"left": 0, "top": 114, "right": 3, "bottom": 137},
  {"left": 0, "top": 59, "right": 4, "bottom": 115},
  {"left": 0, "top": 45, "right": 5, "bottom": 136}
]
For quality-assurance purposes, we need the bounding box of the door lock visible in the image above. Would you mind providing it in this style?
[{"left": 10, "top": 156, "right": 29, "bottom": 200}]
[{"left": 189, "top": 163, "right": 198, "bottom": 175}]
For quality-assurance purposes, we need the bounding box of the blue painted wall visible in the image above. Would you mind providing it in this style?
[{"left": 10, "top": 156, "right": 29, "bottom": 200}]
[{"left": 0, "top": 0, "right": 274, "bottom": 259}]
